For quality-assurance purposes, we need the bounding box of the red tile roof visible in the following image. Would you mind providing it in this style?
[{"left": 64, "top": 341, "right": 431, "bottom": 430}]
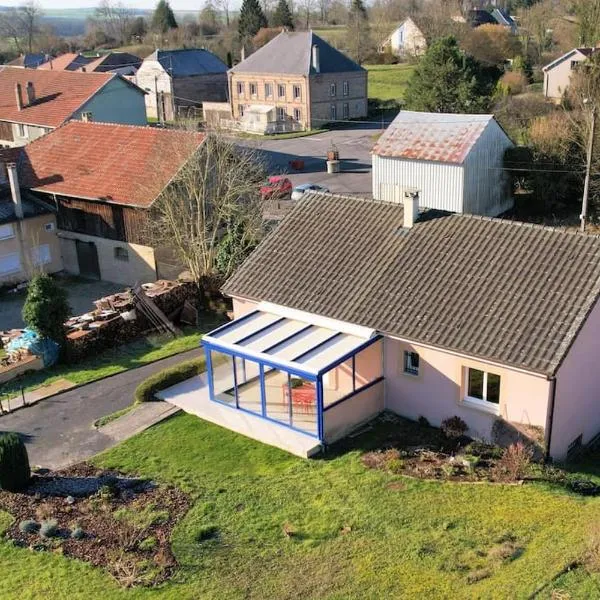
[
  {"left": 372, "top": 111, "right": 497, "bottom": 164},
  {"left": 37, "top": 53, "right": 86, "bottom": 71},
  {"left": 17, "top": 121, "right": 205, "bottom": 208},
  {"left": 0, "top": 66, "right": 116, "bottom": 128}
]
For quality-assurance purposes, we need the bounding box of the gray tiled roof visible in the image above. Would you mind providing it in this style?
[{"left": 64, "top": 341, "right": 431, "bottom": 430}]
[
  {"left": 149, "top": 49, "right": 228, "bottom": 77},
  {"left": 223, "top": 193, "right": 600, "bottom": 375},
  {"left": 0, "top": 189, "right": 53, "bottom": 224},
  {"left": 229, "top": 31, "right": 365, "bottom": 75}
]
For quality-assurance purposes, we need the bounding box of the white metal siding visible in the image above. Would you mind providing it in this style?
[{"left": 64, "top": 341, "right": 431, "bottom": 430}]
[
  {"left": 372, "top": 154, "right": 464, "bottom": 212},
  {"left": 462, "top": 121, "right": 514, "bottom": 217}
]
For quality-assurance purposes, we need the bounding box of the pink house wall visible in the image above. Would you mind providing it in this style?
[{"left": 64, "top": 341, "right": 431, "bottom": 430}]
[
  {"left": 233, "top": 297, "right": 258, "bottom": 317},
  {"left": 384, "top": 338, "right": 552, "bottom": 442},
  {"left": 551, "top": 299, "right": 600, "bottom": 460}
]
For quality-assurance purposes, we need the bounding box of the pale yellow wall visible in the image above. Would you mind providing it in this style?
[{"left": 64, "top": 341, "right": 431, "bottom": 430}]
[
  {"left": 0, "top": 213, "right": 62, "bottom": 284},
  {"left": 58, "top": 231, "right": 157, "bottom": 285},
  {"left": 309, "top": 72, "right": 368, "bottom": 128},
  {"left": 0, "top": 123, "right": 52, "bottom": 148},
  {"left": 229, "top": 72, "right": 310, "bottom": 127}
]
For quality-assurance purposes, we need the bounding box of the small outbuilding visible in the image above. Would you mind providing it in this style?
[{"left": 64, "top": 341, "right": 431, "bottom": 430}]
[{"left": 372, "top": 111, "right": 514, "bottom": 217}]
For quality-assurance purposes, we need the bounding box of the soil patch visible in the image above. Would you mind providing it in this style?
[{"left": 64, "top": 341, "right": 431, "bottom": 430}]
[{"left": 0, "top": 463, "right": 190, "bottom": 587}]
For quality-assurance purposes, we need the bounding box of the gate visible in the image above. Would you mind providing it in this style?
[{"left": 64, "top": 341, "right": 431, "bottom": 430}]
[{"left": 76, "top": 240, "right": 100, "bottom": 280}]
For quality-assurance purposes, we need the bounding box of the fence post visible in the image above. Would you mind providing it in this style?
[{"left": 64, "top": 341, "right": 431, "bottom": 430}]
[{"left": 21, "top": 386, "right": 26, "bottom": 407}]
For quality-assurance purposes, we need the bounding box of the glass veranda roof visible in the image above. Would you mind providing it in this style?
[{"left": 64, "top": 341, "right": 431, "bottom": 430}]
[{"left": 203, "top": 306, "right": 378, "bottom": 377}]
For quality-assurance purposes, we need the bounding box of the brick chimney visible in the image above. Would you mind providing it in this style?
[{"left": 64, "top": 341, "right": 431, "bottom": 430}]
[
  {"left": 15, "top": 83, "right": 23, "bottom": 111},
  {"left": 6, "top": 163, "right": 23, "bottom": 220},
  {"left": 312, "top": 44, "right": 320, "bottom": 73},
  {"left": 403, "top": 188, "right": 420, "bottom": 229},
  {"left": 25, "top": 81, "right": 35, "bottom": 105}
]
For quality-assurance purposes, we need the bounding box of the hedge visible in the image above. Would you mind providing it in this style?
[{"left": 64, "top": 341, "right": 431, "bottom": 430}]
[
  {"left": 135, "top": 356, "right": 206, "bottom": 404},
  {"left": 0, "top": 432, "right": 31, "bottom": 492}
]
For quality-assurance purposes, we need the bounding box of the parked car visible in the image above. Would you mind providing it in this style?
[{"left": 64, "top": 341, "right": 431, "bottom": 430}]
[
  {"left": 260, "top": 176, "right": 293, "bottom": 200},
  {"left": 291, "top": 183, "right": 330, "bottom": 201}
]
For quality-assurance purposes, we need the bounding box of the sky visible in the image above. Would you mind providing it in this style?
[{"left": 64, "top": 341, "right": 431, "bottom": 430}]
[{"left": 0, "top": 0, "right": 198, "bottom": 9}]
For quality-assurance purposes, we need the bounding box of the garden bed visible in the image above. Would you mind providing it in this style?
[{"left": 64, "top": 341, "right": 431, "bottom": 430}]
[{"left": 0, "top": 463, "right": 190, "bottom": 587}]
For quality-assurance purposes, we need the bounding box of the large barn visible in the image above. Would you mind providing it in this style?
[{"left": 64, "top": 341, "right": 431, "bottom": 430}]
[{"left": 372, "top": 111, "right": 514, "bottom": 217}]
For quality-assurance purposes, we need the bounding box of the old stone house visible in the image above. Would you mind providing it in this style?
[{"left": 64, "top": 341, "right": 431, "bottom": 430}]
[
  {"left": 136, "top": 49, "right": 228, "bottom": 121},
  {"left": 378, "top": 18, "right": 427, "bottom": 57},
  {"left": 3, "top": 121, "right": 205, "bottom": 285},
  {"left": 227, "top": 31, "right": 367, "bottom": 132}
]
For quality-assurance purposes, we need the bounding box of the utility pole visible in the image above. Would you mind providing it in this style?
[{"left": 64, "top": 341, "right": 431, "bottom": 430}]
[{"left": 581, "top": 103, "right": 597, "bottom": 233}]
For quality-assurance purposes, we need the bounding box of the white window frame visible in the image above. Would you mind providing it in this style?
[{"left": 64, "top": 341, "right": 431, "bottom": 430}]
[
  {"left": 463, "top": 367, "right": 501, "bottom": 414},
  {"left": 276, "top": 106, "right": 286, "bottom": 121},
  {"left": 293, "top": 85, "right": 301, "bottom": 100},
  {"left": 16, "top": 123, "right": 26, "bottom": 138},
  {"left": 278, "top": 84, "right": 286, "bottom": 98},
  {"left": 237, "top": 81, "right": 245, "bottom": 97},
  {"left": 249, "top": 82, "right": 257, "bottom": 97},
  {"left": 330, "top": 83, "right": 336, "bottom": 97},
  {"left": 0, "top": 223, "right": 15, "bottom": 240},
  {"left": 293, "top": 108, "right": 301, "bottom": 122},
  {"left": 265, "top": 83, "right": 273, "bottom": 98},
  {"left": 343, "top": 81, "right": 349, "bottom": 96},
  {"left": 0, "top": 252, "right": 21, "bottom": 275},
  {"left": 330, "top": 104, "right": 336, "bottom": 120},
  {"left": 343, "top": 102, "right": 349, "bottom": 119},
  {"left": 403, "top": 351, "right": 419, "bottom": 376}
]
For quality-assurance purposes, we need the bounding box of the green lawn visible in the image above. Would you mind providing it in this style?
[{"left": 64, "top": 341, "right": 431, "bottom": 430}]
[
  {"left": 0, "top": 317, "right": 222, "bottom": 398},
  {"left": 366, "top": 63, "right": 415, "bottom": 103},
  {"left": 1, "top": 413, "right": 599, "bottom": 598}
]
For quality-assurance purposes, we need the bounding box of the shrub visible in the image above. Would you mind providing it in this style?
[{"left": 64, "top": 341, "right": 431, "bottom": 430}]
[
  {"left": 70, "top": 526, "right": 85, "bottom": 540},
  {"left": 440, "top": 416, "right": 468, "bottom": 439},
  {"left": 491, "top": 442, "right": 533, "bottom": 482},
  {"left": 195, "top": 525, "right": 219, "bottom": 542},
  {"left": 19, "top": 519, "right": 39, "bottom": 534},
  {"left": 497, "top": 70, "right": 528, "bottom": 96},
  {"left": 39, "top": 519, "right": 59, "bottom": 539},
  {"left": 135, "top": 357, "right": 205, "bottom": 403},
  {"left": 0, "top": 432, "right": 31, "bottom": 491}
]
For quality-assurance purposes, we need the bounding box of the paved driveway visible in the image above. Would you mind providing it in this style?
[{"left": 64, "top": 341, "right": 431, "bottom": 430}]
[
  {"left": 0, "top": 347, "right": 203, "bottom": 469},
  {"left": 241, "top": 124, "right": 379, "bottom": 197}
]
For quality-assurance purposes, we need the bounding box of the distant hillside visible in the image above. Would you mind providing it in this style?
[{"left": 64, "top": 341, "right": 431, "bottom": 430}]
[{"left": 0, "top": 7, "right": 199, "bottom": 38}]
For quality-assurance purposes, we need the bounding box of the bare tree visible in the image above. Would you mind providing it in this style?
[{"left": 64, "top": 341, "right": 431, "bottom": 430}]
[
  {"left": 216, "top": 0, "right": 231, "bottom": 27},
  {"left": 0, "top": 1, "right": 42, "bottom": 55},
  {"left": 146, "top": 131, "right": 266, "bottom": 282},
  {"left": 94, "top": 0, "right": 133, "bottom": 46},
  {"left": 299, "top": 0, "right": 315, "bottom": 29}
]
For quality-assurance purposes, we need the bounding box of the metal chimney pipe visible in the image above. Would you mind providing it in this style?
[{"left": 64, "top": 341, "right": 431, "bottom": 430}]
[
  {"left": 403, "top": 189, "right": 420, "bottom": 229},
  {"left": 312, "top": 44, "right": 320, "bottom": 73}
]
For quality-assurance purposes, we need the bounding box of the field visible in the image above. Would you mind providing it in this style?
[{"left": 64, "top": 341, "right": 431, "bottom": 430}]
[
  {"left": 0, "top": 412, "right": 599, "bottom": 599},
  {"left": 366, "top": 63, "right": 415, "bottom": 102}
]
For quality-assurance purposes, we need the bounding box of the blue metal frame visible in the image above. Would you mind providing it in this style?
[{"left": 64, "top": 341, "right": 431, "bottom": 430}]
[
  {"left": 201, "top": 330, "right": 384, "bottom": 443},
  {"left": 322, "top": 377, "right": 385, "bottom": 413}
]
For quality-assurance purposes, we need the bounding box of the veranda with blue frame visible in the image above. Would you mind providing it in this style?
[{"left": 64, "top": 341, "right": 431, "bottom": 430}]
[{"left": 202, "top": 310, "right": 384, "bottom": 442}]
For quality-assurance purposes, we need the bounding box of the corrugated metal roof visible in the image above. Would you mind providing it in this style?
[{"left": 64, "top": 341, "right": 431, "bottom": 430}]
[
  {"left": 372, "top": 111, "right": 496, "bottom": 164},
  {"left": 223, "top": 193, "right": 600, "bottom": 376},
  {"left": 149, "top": 49, "right": 227, "bottom": 77},
  {"left": 0, "top": 189, "right": 53, "bottom": 224},
  {"left": 229, "top": 31, "right": 365, "bottom": 75}
]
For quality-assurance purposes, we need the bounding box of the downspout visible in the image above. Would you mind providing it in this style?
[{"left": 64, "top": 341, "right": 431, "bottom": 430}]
[{"left": 544, "top": 376, "right": 557, "bottom": 462}]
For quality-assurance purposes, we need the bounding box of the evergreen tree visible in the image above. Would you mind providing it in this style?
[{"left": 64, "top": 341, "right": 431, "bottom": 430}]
[
  {"left": 272, "top": 0, "right": 294, "bottom": 30},
  {"left": 345, "top": 0, "right": 370, "bottom": 65},
  {"left": 151, "top": 0, "right": 178, "bottom": 33},
  {"left": 238, "top": 0, "right": 267, "bottom": 41},
  {"left": 22, "top": 274, "right": 70, "bottom": 346},
  {"left": 404, "top": 36, "right": 492, "bottom": 114}
]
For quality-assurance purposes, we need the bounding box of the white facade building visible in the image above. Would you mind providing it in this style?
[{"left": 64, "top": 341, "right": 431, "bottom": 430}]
[
  {"left": 372, "top": 111, "right": 514, "bottom": 217},
  {"left": 379, "top": 18, "right": 427, "bottom": 57}
]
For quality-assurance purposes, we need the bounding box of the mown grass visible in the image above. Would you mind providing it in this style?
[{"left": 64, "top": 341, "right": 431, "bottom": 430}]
[
  {"left": 0, "top": 413, "right": 599, "bottom": 598},
  {"left": 366, "top": 63, "right": 415, "bottom": 102},
  {"left": 0, "top": 318, "right": 222, "bottom": 398}
]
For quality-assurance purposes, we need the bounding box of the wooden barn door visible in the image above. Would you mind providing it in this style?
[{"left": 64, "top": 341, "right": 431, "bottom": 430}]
[{"left": 76, "top": 240, "right": 101, "bottom": 280}]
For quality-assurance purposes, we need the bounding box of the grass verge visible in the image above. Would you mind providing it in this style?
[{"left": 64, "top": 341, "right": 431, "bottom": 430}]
[
  {"left": 1, "top": 413, "right": 600, "bottom": 598},
  {"left": 366, "top": 63, "right": 415, "bottom": 103},
  {"left": 93, "top": 406, "right": 135, "bottom": 429}
]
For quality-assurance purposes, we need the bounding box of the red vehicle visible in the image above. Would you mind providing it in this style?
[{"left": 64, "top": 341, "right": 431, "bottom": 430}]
[{"left": 260, "top": 175, "right": 293, "bottom": 200}]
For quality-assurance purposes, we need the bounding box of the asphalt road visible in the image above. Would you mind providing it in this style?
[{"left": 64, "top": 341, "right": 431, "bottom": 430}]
[
  {"left": 0, "top": 347, "right": 203, "bottom": 469},
  {"left": 241, "top": 124, "right": 379, "bottom": 197}
]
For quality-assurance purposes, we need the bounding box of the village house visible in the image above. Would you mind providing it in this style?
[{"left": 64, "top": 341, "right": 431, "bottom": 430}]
[
  {"left": 372, "top": 111, "right": 514, "bottom": 217},
  {"left": 160, "top": 192, "right": 600, "bottom": 462},
  {"left": 378, "top": 18, "right": 427, "bottom": 57},
  {"left": 76, "top": 52, "right": 142, "bottom": 76},
  {"left": 37, "top": 53, "right": 93, "bottom": 72},
  {"left": 0, "top": 67, "right": 147, "bottom": 147},
  {"left": 4, "top": 121, "right": 204, "bottom": 284},
  {"left": 136, "top": 48, "right": 228, "bottom": 121},
  {"left": 225, "top": 31, "right": 367, "bottom": 133},
  {"left": 542, "top": 47, "right": 598, "bottom": 101},
  {"left": 6, "top": 53, "right": 51, "bottom": 69},
  {"left": 0, "top": 161, "right": 61, "bottom": 284}
]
